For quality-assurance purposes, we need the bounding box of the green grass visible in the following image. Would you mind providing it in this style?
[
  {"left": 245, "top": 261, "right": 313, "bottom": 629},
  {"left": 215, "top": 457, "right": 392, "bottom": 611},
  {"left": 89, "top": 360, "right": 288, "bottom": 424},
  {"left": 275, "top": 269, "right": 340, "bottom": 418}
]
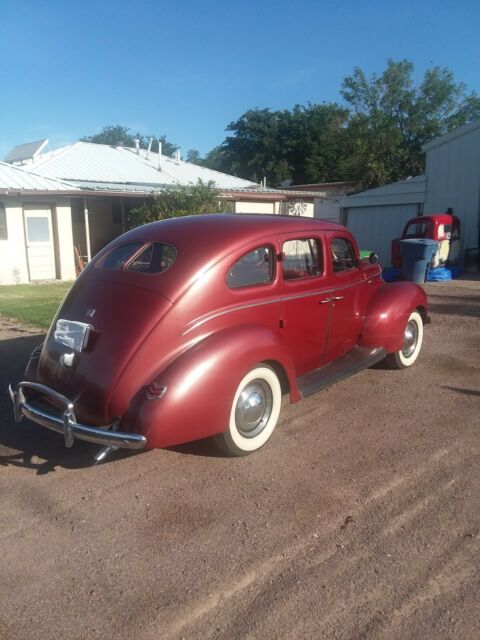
[{"left": 0, "top": 282, "right": 73, "bottom": 329}]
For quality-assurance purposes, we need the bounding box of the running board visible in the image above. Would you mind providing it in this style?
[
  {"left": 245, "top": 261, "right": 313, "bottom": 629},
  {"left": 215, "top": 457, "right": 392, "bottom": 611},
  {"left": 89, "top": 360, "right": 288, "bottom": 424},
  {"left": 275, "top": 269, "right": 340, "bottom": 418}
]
[{"left": 297, "top": 347, "right": 387, "bottom": 399}]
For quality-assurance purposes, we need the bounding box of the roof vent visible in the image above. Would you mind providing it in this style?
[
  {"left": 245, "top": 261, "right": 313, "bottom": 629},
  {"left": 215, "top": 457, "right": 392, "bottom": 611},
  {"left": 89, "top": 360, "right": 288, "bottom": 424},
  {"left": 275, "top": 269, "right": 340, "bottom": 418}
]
[
  {"left": 157, "top": 141, "right": 162, "bottom": 170},
  {"left": 135, "top": 136, "right": 140, "bottom": 154},
  {"left": 146, "top": 137, "right": 153, "bottom": 159},
  {"left": 174, "top": 149, "right": 181, "bottom": 164}
]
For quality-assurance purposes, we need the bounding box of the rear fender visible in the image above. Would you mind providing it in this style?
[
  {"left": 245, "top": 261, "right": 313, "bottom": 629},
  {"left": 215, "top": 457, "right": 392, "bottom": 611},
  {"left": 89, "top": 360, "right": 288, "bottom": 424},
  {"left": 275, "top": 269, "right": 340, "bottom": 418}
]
[
  {"left": 361, "top": 282, "right": 428, "bottom": 353},
  {"left": 134, "top": 324, "right": 298, "bottom": 449}
]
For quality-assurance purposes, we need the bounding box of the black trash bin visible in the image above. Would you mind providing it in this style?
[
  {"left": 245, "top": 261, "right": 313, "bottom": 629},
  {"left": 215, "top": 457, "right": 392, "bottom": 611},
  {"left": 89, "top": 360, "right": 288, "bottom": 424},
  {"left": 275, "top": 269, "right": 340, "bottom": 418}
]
[{"left": 399, "top": 239, "right": 438, "bottom": 283}]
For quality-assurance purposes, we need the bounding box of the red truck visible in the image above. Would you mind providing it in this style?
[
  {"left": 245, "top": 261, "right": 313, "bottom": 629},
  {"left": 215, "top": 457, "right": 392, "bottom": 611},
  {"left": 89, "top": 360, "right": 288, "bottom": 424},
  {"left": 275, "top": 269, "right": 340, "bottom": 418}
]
[{"left": 391, "top": 213, "right": 461, "bottom": 269}]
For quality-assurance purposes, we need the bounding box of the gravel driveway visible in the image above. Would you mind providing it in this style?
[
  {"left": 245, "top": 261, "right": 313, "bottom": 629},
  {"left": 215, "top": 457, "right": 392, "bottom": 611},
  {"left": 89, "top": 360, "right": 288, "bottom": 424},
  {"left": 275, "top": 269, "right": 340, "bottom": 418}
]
[{"left": 0, "top": 278, "right": 479, "bottom": 640}]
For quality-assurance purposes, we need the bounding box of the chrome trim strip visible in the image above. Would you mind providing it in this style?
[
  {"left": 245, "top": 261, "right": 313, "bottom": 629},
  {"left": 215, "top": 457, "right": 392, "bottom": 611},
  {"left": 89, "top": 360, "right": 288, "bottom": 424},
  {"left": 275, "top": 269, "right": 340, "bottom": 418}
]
[
  {"left": 9, "top": 382, "right": 146, "bottom": 451},
  {"left": 183, "top": 289, "right": 329, "bottom": 335}
]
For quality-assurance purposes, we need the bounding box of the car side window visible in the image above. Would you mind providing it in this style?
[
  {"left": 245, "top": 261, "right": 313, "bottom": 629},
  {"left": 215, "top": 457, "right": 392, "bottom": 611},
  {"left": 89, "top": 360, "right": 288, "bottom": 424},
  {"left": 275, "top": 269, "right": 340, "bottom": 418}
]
[
  {"left": 227, "top": 246, "right": 274, "bottom": 289},
  {"left": 282, "top": 238, "right": 322, "bottom": 280},
  {"left": 331, "top": 238, "right": 357, "bottom": 272}
]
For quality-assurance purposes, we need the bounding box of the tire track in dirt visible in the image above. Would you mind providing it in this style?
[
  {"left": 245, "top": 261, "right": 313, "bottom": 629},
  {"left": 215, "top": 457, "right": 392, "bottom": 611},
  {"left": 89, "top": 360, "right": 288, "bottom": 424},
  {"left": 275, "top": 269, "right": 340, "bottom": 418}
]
[{"left": 142, "top": 446, "right": 462, "bottom": 639}]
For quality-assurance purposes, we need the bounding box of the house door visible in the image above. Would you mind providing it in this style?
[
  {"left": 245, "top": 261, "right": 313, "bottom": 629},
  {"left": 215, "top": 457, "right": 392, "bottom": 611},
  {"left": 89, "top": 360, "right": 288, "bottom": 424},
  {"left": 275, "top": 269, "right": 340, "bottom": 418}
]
[{"left": 24, "top": 207, "right": 56, "bottom": 281}]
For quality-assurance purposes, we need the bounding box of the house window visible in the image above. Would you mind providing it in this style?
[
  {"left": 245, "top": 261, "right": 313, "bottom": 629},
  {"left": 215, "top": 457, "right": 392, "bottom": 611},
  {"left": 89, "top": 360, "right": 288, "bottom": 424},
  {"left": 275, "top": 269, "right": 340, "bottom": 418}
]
[{"left": 0, "top": 204, "right": 7, "bottom": 240}]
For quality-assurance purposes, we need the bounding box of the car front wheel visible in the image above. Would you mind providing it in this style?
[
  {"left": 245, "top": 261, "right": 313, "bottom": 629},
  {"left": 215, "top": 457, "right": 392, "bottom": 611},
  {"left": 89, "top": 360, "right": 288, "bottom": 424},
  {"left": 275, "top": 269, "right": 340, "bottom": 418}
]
[
  {"left": 386, "top": 310, "right": 424, "bottom": 369},
  {"left": 216, "top": 365, "right": 282, "bottom": 456}
]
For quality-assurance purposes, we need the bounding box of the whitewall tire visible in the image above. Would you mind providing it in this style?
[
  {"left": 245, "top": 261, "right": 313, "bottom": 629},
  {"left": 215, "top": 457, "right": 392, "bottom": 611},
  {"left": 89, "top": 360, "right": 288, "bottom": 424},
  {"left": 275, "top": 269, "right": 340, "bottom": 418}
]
[
  {"left": 216, "top": 365, "right": 282, "bottom": 456},
  {"left": 386, "top": 310, "right": 424, "bottom": 369}
]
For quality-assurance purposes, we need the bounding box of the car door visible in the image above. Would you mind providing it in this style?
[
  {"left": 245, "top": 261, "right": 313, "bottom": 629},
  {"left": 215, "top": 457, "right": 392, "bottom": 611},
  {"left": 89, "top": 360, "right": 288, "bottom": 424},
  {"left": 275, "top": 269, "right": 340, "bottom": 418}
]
[
  {"left": 278, "top": 233, "right": 331, "bottom": 375},
  {"left": 324, "top": 232, "right": 365, "bottom": 363}
]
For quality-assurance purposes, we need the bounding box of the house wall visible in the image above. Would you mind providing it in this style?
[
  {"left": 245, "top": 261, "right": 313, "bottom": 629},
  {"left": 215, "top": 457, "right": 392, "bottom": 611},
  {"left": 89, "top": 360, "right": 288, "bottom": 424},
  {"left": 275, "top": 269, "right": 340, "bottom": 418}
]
[
  {"left": 56, "top": 202, "right": 76, "bottom": 280},
  {"left": 87, "top": 197, "right": 123, "bottom": 256},
  {"left": 424, "top": 125, "right": 480, "bottom": 251},
  {"left": 0, "top": 196, "right": 75, "bottom": 285},
  {"left": 0, "top": 199, "right": 29, "bottom": 284},
  {"left": 314, "top": 200, "right": 341, "bottom": 223},
  {"left": 234, "top": 200, "right": 314, "bottom": 216},
  {"left": 235, "top": 201, "right": 276, "bottom": 214}
]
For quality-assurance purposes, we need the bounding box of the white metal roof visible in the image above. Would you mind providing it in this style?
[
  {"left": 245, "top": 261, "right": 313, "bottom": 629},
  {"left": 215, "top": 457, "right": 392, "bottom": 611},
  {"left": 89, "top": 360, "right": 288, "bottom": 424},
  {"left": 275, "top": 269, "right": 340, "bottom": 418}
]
[
  {"left": 30, "top": 142, "right": 258, "bottom": 191},
  {"left": 341, "top": 175, "right": 426, "bottom": 208},
  {"left": 0, "top": 161, "right": 77, "bottom": 192},
  {"left": 422, "top": 119, "right": 480, "bottom": 152}
]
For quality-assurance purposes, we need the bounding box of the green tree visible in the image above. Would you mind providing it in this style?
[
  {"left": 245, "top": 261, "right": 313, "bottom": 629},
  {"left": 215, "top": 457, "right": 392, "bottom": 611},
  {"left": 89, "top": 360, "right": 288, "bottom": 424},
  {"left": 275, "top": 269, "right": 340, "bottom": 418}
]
[
  {"left": 186, "top": 148, "right": 203, "bottom": 165},
  {"left": 80, "top": 125, "right": 178, "bottom": 156},
  {"left": 340, "top": 60, "right": 480, "bottom": 187},
  {"left": 127, "top": 180, "right": 233, "bottom": 229},
  {"left": 203, "top": 104, "right": 349, "bottom": 186}
]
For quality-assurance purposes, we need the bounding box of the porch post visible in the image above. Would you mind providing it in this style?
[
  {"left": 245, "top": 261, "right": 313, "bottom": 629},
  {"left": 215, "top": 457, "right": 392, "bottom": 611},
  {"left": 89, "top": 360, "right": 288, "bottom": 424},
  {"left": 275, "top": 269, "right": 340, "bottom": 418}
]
[
  {"left": 120, "top": 197, "right": 126, "bottom": 232},
  {"left": 83, "top": 198, "right": 92, "bottom": 262}
]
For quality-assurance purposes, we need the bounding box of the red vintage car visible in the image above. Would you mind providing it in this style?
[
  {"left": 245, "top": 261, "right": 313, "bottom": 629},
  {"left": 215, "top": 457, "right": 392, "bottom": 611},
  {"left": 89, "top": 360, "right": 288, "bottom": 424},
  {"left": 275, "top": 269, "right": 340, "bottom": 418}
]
[{"left": 10, "top": 214, "right": 429, "bottom": 461}]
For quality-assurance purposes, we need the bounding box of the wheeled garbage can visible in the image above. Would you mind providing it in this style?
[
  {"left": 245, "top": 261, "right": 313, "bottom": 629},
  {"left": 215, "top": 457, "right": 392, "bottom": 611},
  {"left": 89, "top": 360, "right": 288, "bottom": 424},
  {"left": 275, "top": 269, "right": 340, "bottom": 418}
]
[{"left": 399, "top": 239, "right": 438, "bottom": 283}]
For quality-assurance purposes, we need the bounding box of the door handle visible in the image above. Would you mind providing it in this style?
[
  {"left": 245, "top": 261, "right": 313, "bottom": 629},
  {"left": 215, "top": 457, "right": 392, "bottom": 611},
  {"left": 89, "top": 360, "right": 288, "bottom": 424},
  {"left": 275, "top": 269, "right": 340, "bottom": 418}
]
[
  {"left": 331, "top": 296, "right": 344, "bottom": 301},
  {"left": 319, "top": 298, "right": 331, "bottom": 304}
]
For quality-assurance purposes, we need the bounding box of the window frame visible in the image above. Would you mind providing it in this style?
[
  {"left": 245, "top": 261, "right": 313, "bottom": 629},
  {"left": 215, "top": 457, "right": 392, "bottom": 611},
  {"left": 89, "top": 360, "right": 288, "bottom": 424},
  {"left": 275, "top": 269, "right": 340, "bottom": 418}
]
[
  {"left": 0, "top": 204, "right": 8, "bottom": 240},
  {"left": 281, "top": 237, "right": 323, "bottom": 282},
  {"left": 330, "top": 236, "right": 359, "bottom": 274},
  {"left": 95, "top": 240, "right": 177, "bottom": 274}
]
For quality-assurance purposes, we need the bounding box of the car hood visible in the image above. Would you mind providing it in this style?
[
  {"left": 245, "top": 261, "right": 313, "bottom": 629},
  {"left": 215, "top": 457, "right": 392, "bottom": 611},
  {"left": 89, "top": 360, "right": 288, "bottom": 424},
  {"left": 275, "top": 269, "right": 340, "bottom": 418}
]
[{"left": 36, "top": 277, "right": 172, "bottom": 425}]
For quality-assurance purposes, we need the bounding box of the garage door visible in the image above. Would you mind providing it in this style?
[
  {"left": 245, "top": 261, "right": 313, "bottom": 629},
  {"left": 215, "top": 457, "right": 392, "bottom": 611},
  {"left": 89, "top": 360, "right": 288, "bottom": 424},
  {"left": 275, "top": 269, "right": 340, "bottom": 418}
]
[
  {"left": 24, "top": 207, "right": 56, "bottom": 281},
  {"left": 345, "top": 204, "right": 420, "bottom": 267}
]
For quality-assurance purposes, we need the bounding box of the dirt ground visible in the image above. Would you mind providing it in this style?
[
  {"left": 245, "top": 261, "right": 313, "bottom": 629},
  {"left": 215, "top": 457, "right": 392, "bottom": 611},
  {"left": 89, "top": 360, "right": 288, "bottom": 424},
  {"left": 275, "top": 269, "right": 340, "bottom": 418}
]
[{"left": 0, "top": 277, "right": 479, "bottom": 640}]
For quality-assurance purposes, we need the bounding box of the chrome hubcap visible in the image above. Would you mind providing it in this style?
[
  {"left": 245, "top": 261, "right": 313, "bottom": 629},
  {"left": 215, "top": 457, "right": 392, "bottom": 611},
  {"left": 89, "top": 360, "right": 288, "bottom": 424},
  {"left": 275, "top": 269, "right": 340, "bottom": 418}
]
[
  {"left": 235, "top": 380, "right": 273, "bottom": 438},
  {"left": 402, "top": 320, "right": 418, "bottom": 358}
]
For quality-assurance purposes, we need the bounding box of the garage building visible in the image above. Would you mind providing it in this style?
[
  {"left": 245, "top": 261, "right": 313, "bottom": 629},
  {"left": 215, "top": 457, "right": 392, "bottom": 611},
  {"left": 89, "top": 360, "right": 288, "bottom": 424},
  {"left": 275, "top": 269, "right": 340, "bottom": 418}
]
[{"left": 341, "top": 119, "right": 480, "bottom": 267}]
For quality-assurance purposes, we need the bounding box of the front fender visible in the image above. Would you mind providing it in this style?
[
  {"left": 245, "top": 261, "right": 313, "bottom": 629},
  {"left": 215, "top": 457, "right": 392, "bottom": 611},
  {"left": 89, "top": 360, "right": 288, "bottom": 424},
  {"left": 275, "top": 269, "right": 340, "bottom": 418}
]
[
  {"left": 361, "top": 281, "right": 428, "bottom": 353},
  {"left": 134, "top": 324, "right": 298, "bottom": 449}
]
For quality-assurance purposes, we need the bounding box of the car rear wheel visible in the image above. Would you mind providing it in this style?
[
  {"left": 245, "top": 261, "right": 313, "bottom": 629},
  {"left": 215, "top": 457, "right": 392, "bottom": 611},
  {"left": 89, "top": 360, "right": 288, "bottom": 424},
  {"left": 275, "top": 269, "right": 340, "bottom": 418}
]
[
  {"left": 386, "top": 310, "right": 424, "bottom": 369},
  {"left": 216, "top": 365, "right": 282, "bottom": 456}
]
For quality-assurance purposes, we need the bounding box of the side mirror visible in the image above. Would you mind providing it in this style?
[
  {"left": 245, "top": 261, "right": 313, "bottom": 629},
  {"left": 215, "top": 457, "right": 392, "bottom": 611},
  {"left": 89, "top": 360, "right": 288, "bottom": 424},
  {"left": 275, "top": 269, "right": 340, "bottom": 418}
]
[{"left": 369, "top": 252, "right": 379, "bottom": 265}]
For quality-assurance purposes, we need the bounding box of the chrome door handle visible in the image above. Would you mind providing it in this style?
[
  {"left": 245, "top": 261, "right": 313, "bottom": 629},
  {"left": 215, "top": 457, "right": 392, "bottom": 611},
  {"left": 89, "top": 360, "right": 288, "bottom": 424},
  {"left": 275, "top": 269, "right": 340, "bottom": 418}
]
[
  {"left": 319, "top": 298, "right": 331, "bottom": 304},
  {"left": 331, "top": 296, "right": 344, "bottom": 301}
]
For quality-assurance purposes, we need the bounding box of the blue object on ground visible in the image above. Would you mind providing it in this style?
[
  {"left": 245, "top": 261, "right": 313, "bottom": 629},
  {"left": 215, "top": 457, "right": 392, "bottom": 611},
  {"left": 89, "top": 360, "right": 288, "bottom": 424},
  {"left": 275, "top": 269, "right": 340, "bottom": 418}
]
[
  {"left": 399, "top": 239, "right": 438, "bottom": 283},
  {"left": 382, "top": 267, "right": 403, "bottom": 282},
  {"left": 426, "top": 265, "right": 463, "bottom": 282}
]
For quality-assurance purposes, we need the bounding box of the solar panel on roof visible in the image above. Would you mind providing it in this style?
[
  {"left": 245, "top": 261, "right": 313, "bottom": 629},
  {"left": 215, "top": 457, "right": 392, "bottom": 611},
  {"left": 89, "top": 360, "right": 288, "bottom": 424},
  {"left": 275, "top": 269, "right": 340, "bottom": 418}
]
[{"left": 3, "top": 139, "right": 49, "bottom": 163}]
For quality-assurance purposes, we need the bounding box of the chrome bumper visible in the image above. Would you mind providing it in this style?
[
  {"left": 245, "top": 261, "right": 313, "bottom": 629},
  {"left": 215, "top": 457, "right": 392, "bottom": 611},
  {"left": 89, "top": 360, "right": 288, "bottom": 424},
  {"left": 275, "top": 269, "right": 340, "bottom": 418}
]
[{"left": 9, "top": 381, "right": 147, "bottom": 452}]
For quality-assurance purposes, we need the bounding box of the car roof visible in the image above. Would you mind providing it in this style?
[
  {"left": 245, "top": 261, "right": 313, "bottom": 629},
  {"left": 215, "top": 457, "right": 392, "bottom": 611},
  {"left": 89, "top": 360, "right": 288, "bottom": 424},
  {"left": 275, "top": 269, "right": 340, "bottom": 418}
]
[
  {"left": 93, "top": 214, "right": 346, "bottom": 301},
  {"left": 132, "top": 213, "right": 342, "bottom": 241}
]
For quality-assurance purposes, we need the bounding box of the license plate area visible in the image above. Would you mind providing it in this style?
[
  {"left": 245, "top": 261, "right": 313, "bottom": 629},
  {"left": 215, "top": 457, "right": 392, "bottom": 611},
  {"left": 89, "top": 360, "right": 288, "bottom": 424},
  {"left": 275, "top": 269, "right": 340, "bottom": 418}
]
[{"left": 54, "top": 319, "right": 92, "bottom": 352}]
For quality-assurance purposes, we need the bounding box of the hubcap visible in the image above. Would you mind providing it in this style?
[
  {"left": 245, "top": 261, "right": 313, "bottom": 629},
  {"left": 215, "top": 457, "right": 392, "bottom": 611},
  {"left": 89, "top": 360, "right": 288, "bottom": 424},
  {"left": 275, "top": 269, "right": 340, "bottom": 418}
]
[
  {"left": 235, "top": 379, "right": 273, "bottom": 438},
  {"left": 402, "top": 320, "right": 418, "bottom": 358}
]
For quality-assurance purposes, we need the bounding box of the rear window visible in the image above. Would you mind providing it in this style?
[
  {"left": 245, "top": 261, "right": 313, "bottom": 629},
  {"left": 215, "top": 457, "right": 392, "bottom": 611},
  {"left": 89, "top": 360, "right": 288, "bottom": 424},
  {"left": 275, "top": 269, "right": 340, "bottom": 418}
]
[
  {"left": 97, "top": 242, "right": 177, "bottom": 273},
  {"left": 405, "top": 222, "right": 428, "bottom": 238}
]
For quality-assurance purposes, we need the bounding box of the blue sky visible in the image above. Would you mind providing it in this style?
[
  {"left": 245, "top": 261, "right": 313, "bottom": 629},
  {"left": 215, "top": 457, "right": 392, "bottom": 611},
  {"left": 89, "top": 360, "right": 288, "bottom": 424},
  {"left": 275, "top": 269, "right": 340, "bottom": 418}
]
[{"left": 1, "top": 0, "right": 479, "bottom": 160}]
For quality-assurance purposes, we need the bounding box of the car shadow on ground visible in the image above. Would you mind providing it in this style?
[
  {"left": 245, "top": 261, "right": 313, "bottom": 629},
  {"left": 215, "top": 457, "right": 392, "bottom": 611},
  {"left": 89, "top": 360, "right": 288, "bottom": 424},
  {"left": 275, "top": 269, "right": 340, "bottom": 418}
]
[
  {"left": 0, "top": 333, "right": 225, "bottom": 472},
  {"left": 0, "top": 333, "right": 143, "bottom": 473},
  {"left": 427, "top": 292, "right": 480, "bottom": 318}
]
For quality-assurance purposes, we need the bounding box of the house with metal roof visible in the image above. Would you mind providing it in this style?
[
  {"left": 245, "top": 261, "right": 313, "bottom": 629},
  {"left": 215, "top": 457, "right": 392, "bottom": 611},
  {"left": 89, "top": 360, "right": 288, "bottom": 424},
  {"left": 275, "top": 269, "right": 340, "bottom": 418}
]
[
  {"left": 1, "top": 140, "right": 332, "bottom": 284},
  {"left": 0, "top": 161, "right": 79, "bottom": 284}
]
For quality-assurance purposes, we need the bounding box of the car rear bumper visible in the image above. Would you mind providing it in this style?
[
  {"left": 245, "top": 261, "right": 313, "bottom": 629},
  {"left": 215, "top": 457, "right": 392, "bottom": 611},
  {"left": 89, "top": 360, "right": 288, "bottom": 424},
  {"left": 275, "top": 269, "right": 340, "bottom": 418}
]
[{"left": 9, "top": 381, "right": 147, "bottom": 451}]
